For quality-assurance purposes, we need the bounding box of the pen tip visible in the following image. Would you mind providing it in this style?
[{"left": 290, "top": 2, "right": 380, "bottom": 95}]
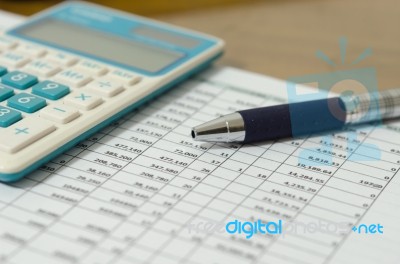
[{"left": 191, "top": 129, "right": 196, "bottom": 139}]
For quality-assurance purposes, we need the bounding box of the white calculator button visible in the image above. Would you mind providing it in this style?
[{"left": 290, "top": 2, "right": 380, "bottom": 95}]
[
  {"left": 23, "top": 59, "right": 61, "bottom": 77},
  {"left": 16, "top": 45, "right": 47, "bottom": 57},
  {"left": 107, "top": 69, "right": 141, "bottom": 85},
  {"left": 40, "top": 104, "right": 80, "bottom": 124},
  {"left": 0, "top": 36, "right": 17, "bottom": 50},
  {"left": 64, "top": 92, "right": 102, "bottom": 110},
  {"left": 0, "top": 51, "right": 30, "bottom": 68},
  {"left": 53, "top": 69, "right": 92, "bottom": 87},
  {"left": 46, "top": 52, "right": 78, "bottom": 66},
  {"left": 0, "top": 117, "right": 56, "bottom": 154},
  {"left": 75, "top": 60, "right": 108, "bottom": 76},
  {"left": 86, "top": 78, "right": 123, "bottom": 97}
]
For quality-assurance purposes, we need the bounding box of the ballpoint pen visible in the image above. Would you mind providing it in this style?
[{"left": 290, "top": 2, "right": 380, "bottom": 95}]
[{"left": 191, "top": 89, "right": 400, "bottom": 143}]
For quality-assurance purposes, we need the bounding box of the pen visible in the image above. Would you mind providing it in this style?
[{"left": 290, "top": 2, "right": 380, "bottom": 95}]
[{"left": 191, "top": 89, "right": 400, "bottom": 143}]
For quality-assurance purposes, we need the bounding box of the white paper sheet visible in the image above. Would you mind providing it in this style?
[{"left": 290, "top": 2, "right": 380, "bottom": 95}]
[{"left": 0, "top": 10, "right": 399, "bottom": 264}]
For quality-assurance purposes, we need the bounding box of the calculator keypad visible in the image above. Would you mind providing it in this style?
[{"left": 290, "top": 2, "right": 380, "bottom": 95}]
[
  {"left": 46, "top": 52, "right": 78, "bottom": 66},
  {"left": 64, "top": 92, "right": 102, "bottom": 110},
  {"left": 0, "top": 66, "right": 7, "bottom": 76},
  {"left": 2, "top": 71, "right": 38, "bottom": 90},
  {"left": 15, "top": 45, "right": 47, "bottom": 57},
  {"left": 86, "top": 78, "right": 123, "bottom": 97},
  {"left": 24, "top": 59, "right": 61, "bottom": 77},
  {"left": 0, "top": 117, "right": 56, "bottom": 153},
  {"left": 8, "top": 93, "right": 47, "bottom": 113},
  {"left": 0, "top": 85, "right": 14, "bottom": 101},
  {"left": 40, "top": 104, "right": 80, "bottom": 124},
  {"left": 0, "top": 35, "right": 143, "bottom": 154},
  {"left": 107, "top": 69, "right": 141, "bottom": 85},
  {"left": 75, "top": 60, "right": 108, "bottom": 76},
  {"left": 31, "top": 81, "right": 70, "bottom": 100},
  {"left": 54, "top": 69, "right": 92, "bottom": 87},
  {"left": 0, "top": 36, "right": 17, "bottom": 50},
  {"left": 0, "top": 51, "right": 30, "bottom": 68},
  {"left": 0, "top": 106, "right": 22, "bottom": 128}
]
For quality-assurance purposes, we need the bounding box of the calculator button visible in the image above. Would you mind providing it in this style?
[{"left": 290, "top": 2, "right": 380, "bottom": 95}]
[
  {"left": 0, "top": 52, "right": 30, "bottom": 68},
  {"left": 1, "top": 71, "right": 38, "bottom": 90},
  {"left": 32, "top": 81, "right": 70, "bottom": 100},
  {"left": 64, "top": 92, "right": 102, "bottom": 110},
  {"left": 46, "top": 52, "right": 78, "bottom": 66},
  {"left": 0, "top": 117, "right": 56, "bottom": 154},
  {"left": 0, "top": 84, "right": 14, "bottom": 101},
  {"left": 53, "top": 69, "right": 92, "bottom": 87},
  {"left": 8, "top": 93, "right": 47, "bottom": 113},
  {"left": 16, "top": 45, "right": 47, "bottom": 57},
  {"left": 107, "top": 69, "right": 141, "bottom": 85},
  {"left": 0, "top": 106, "right": 22, "bottom": 128},
  {"left": 23, "top": 59, "right": 61, "bottom": 77},
  {"left": 0, "top": 36, "right": 17, "bottom": 50},
  {"left": 40, "top": 104, "right": 79, "bottom": 124},
  {"left": 75, "top": 60, "right": 108, "bottom": 76},
  {"left": 0, "top": 66, "right": 7, "bottom": 76},
  {"left": 86, "top": 78, "right": 123, "bottom": 97}
]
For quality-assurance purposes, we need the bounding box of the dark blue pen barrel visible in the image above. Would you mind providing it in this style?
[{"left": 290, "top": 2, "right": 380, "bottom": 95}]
[{"left": 238, "top": 97, "right": 346, "bottom": 143}]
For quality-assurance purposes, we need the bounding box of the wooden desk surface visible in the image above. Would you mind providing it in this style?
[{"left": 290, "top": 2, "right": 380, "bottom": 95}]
[
  {"left": 2, "top": 0, "right": 399, "bottom": 90},
  {"left": 157, "top": 0, "right": 400, "bottom": 91}
]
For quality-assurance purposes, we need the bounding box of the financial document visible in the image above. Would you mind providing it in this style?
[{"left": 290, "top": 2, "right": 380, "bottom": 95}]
[
  {"left": 0, "top": 66, "right": 398, "bottom": 264},
  {"left": 1, "top": 12, "right": 400, "bottom": 264}
]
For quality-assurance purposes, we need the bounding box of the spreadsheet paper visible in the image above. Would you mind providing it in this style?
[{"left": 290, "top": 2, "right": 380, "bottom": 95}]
[
  {"left": 1, "top": 12, "right": 400, "bottom": 264},
  {"left": 0, "top": 67, "right": 398, "bottom": 264}
]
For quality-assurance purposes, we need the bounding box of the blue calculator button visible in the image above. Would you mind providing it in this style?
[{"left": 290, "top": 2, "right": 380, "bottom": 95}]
[
  {"left": 8, "top": 93, "right": 47, "bottom": 113},
  {"left": 0, "top": 66, "right": 7, "bottom": 76},
  {"left": 32, "top": 81, "right": 70, "bottom": 100},
  {"left": 1, "top": 71, "right": 38, "bottom": 90},
  {"left": 0, "top": 84, "right": 14, "bottom": 101},
  {"left": 0, "top": 106, "right": 22, "bottom": 127}
]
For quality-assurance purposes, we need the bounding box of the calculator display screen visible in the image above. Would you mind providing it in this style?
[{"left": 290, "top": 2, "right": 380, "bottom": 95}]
[
  {"left": 134, "top": 27, "right": 200, "bottom": 49},
  {"left": 17, "top": 19, "right": 184, "bottom": 73}
]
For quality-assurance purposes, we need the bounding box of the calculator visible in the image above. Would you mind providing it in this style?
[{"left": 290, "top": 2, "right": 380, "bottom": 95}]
[{"left": 0, "top": 2, "right": 224, "bottom": 182}]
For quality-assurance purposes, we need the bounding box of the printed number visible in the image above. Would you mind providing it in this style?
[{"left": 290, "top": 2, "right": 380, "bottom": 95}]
[
  {"left": 11, "top": 73, "right": 28, "bottom": 82},
  {"left": 18, "top": 97, "right": 35, "bottom": 104},
  {"left": 42, "top": 83, "right": 59, "bottom": 90},
  {"left": 0, "top": 108, "right": 10, "bottom": 116}
]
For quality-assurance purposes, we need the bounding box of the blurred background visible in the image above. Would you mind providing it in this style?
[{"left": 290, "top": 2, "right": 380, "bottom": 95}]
[{"left": 0, "top": 0, "right": 399, "bottom": 89}]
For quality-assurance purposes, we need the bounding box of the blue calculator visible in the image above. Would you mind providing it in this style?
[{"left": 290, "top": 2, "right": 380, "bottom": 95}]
[{"left": 0, "top": 2, "right": 224, "bottom": 182}]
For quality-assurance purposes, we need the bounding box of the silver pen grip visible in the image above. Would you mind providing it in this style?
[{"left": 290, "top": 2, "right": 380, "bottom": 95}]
[{"left": 343, "top": 88, "right": 400, "bottom": 124}]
